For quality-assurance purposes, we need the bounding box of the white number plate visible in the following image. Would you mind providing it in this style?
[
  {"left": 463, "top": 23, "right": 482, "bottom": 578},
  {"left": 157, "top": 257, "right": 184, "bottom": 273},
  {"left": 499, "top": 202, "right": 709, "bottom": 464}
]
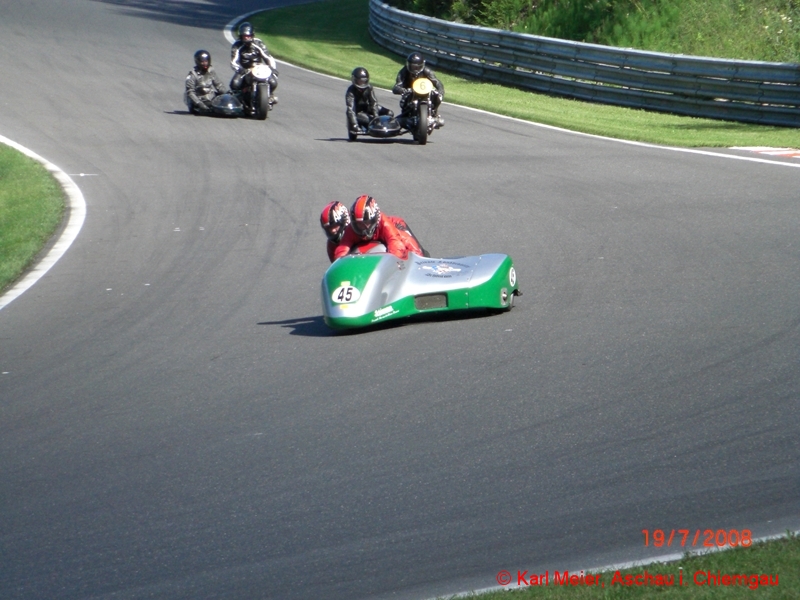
[{"left": 331, "top": 285, "right": 360, "bottom": 304}]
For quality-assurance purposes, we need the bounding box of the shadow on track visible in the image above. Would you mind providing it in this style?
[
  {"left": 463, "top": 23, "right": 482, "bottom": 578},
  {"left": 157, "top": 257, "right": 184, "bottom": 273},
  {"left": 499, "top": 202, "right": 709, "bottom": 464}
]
[
  {"left": 257, "top": 315, "right": 334, "bottom": 337},
  {"left": 317, "top": 138, "right": 423, "bottom": 145},
  {"left": 256, "top": 315, "right": 430, "bottom": 337},
  {"left": 260, "top": 309, "right": 512, "bottom": 338},
  {"left": 90, "top": 0, "right": 314, "bottom": 30},
  {"left": 90, "top": 0, "right": 236, "bottom": 29}
]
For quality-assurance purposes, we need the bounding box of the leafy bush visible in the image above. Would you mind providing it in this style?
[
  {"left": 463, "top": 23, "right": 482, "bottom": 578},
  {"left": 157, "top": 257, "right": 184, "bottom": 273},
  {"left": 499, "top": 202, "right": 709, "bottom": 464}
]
[
  {"left": 603, "top": 0, "right": 800, "bottom": 61},
  {"left": 516, "top": 0, "right": 618, "bottom": 41},
  {"left": 385, "top": 0, "right": 800, "bottom": 61}
]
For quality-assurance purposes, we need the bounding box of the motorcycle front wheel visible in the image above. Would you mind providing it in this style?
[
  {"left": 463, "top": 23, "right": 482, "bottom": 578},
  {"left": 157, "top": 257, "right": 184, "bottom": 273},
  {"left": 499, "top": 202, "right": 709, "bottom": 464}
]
[
  {"left": 416, "top": 103, "right": 428, "bottom": 145},
  {"left": 257, "top": 85, "right": 269, "bottom": 120}
]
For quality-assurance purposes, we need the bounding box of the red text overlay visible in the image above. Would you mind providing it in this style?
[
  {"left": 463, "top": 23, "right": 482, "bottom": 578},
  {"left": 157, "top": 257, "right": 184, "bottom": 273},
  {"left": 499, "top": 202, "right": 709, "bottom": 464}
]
[
  {"left": 642, "top": 529, "right": 752, "bottom": 548},
  {"left": 497, "top": 569, "right": 778, "bottom": 590}
]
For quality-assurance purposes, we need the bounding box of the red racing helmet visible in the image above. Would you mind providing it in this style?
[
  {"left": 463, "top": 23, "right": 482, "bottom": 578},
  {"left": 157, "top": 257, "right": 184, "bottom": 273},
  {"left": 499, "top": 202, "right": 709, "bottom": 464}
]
[
  {"left": 320, "top": 201, "right": 350, "bottom": 243},
  {"left": 350, "top": 195, "right": 381, "bottom": 239}
]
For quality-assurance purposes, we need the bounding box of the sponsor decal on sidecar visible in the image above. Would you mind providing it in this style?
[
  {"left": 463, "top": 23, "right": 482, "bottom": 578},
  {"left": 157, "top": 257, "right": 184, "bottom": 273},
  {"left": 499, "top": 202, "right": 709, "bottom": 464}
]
[
  {"left": 372, "top": 305, "right": 398, "bottom": 321},
  {"left": 418, "top": 260, "right": 471, "bottom": 278}
]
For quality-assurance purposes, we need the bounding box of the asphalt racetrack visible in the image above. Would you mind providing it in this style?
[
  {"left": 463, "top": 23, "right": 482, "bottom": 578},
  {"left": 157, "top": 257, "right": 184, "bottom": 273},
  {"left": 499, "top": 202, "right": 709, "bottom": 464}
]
[{"left": 1, "top": 1, "right": 798, "bottom": 598}]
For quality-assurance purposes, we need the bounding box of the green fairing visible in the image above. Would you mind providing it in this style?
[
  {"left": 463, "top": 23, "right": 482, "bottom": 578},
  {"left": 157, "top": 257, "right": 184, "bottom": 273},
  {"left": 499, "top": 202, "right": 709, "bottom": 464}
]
[
  {"left": 323, "top": 255, "right": 386, "bottom": 329},
  {"left": 325, "top": 296, "right": 419, "bottom": 330},
  {"left": 325, "top": 254, "right": 384, "bottom": 290}
]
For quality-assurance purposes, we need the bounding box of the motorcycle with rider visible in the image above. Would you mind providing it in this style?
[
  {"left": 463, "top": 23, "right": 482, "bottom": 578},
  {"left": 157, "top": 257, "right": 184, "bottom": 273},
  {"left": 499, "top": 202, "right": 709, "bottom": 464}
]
[
  {"left": 392, "top": 52, "right": 444, "bottom": 144},
  {"left": 230, "top": 22, "right": 279, "bottom": 119},
  {"left": 347, "top": 53, "right": 444, "bottom": 144}
]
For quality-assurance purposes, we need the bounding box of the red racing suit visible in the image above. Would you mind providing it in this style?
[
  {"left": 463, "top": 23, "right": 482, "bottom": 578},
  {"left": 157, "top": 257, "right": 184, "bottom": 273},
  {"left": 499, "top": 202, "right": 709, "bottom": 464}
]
[
  {"left": 389, "top": 216, "right": 424, "bottom": 256},
  {"left": 330, "top": 215, "right": 423, "bottom": 262}
]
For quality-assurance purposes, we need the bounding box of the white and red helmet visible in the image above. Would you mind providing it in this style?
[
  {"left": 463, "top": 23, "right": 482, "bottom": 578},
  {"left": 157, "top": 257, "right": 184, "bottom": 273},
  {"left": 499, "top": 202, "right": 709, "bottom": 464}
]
[
  {"left": 350, "top": 195, "right": 381, "bottom": 239},
  {"left": 320, "top": 201, "right": 350, "bottom": 243}
]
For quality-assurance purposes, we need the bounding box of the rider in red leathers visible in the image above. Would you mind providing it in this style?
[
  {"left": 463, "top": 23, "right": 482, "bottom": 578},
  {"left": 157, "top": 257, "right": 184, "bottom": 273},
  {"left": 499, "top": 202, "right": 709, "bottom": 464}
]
[
  {"left": 321, "top": 201, "right": 352, "bottom": 262},
  {"left": 323, "top": 197, "right": 426, "bottom": 262},
  {"left": 334, "top": 195, "right": 406, "bottom": 260},
  {"left": 385, "top": 214, "right": 426, "bottom": 258}
]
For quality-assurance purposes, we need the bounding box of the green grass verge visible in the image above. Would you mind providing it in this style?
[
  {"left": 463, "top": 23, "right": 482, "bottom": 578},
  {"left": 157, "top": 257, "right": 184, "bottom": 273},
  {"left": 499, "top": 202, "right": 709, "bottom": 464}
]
[
  {"left": 0, "top": 144, "right": 65, "bottom": 294},
  {"left": 251, "top": 0, "right": 800, "bottom": 147},
  {"left": 453, "top": 532, "right": 799, "bottom": 599}
]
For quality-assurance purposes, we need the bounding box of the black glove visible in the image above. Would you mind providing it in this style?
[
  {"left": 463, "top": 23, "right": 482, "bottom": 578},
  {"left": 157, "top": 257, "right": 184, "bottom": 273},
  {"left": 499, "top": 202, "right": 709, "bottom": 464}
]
[{"left": 196, "top": 100, "right": 212, "bottom": 112}]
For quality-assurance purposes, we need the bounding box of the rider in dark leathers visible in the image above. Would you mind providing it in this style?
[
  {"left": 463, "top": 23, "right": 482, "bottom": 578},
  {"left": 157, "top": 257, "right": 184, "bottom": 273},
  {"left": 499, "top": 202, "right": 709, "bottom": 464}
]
[
  {"left": 346, "top": 67, "right": 393, "bottom": 135},
  {"left": 230, "top": 22, "right": 278, "bottom": 103},
  {"left": 392, "top": 52, "right": 444, "bottom": 127},
  {"left": 185, "top": 50, "right": 227, "bottom": 114}
]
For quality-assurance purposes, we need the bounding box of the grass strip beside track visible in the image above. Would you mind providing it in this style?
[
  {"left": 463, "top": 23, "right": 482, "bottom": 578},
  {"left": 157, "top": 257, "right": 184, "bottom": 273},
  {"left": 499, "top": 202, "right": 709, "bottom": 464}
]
[
  {"left": 0, "top": 144, "right": 65, "bottom": 294},
  {"left": 252, "top": 0, "right": 800, "bottom": 148},
  {"left": 453, "top": 532, "right": 799, "bottom": 599}
]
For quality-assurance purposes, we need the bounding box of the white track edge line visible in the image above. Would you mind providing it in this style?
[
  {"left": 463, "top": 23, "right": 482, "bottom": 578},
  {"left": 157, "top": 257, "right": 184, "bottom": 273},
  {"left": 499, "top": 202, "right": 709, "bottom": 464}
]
[
  {"left": 428, "top": 529, "right": 800, "bottom": 599},
  {"left": 228, "top": 9, "right": 800, "bottom": 170},
  {"left": 0, "top": 136, "right": 86, "bottom": 311}
]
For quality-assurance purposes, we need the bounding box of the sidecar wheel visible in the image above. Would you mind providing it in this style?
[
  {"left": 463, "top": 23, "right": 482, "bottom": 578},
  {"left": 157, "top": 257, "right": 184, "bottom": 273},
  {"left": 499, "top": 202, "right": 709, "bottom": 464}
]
[{"left": 348, "top": 131, "right": 357, "bottom": 142}]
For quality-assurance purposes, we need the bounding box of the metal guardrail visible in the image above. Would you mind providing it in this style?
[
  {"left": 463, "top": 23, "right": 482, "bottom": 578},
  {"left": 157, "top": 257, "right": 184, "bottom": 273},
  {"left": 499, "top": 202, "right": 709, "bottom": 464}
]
[{"left": 369, "top": 0, "right": 800, "bottom": 127}]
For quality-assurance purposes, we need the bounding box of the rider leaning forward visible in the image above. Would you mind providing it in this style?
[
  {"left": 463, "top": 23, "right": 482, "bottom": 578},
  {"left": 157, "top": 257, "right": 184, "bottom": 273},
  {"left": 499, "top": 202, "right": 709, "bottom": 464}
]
[
  {"left": 392, "top": 52, "right": 444, "bottom": 128},
  {"left": 230, "top": 22, "right": 279, "bottom": 104},
  {"left": 322, "top": 196, "right": 426, "bottom": 262}
]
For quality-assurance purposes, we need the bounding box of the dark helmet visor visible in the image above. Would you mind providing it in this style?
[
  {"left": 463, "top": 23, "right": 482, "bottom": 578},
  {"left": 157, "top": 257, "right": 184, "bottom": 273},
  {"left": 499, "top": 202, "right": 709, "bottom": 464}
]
[
  {"left": 352, "top": 218, "right": 377, "bottom": 238},
  {"left": 324, "top": 223, "right": 344, "bottom": 242}
]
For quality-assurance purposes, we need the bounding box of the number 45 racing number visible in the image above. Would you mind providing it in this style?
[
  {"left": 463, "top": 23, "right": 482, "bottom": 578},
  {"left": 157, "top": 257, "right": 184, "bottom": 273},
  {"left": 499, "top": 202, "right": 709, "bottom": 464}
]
[{"left": 331, "top": 283, "right": 361, "bottom": 304}]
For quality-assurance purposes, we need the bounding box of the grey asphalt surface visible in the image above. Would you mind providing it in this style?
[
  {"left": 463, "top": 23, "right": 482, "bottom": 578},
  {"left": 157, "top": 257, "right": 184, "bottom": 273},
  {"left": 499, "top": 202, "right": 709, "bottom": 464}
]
[{"left": 1, "top": 1, "right": 799, "bottom": 599}]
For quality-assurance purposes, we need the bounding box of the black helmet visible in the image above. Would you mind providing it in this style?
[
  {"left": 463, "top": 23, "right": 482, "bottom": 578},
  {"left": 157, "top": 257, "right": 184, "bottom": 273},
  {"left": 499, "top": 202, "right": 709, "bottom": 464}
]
[
  {"left": 238, "top": 22, "right": 254, "bottom": 43},
  {"left": 351, "top": 67, "right": 369, "bottom": 89},
  {"left": 406, "top": 52, "right": 425, "bottom": 76},
  {"left": 194, "top": 49, "right": 211, "bottom": 72}
]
